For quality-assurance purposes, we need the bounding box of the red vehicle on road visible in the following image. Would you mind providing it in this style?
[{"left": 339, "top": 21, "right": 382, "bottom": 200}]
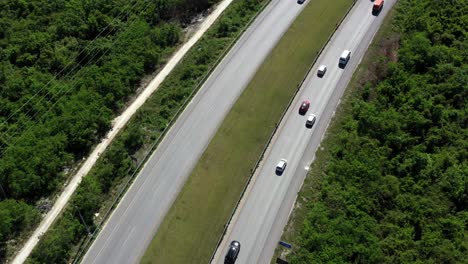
[
  {"left": 299, "top": 100, "right": 310, "bottom": 115},
  {"left": 373, "top": 0, "right": 384, "bottom": 13}
]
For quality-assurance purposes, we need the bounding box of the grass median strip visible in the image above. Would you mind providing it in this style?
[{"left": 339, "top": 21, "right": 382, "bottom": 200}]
[{"left": 142, "top": 0, "right": 353, "bottom": 263}]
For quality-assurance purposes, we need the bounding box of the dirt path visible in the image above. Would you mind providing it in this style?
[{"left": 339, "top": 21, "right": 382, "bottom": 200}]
[{"left": 12, "top": 0, "right": 234, "bottom": 263}]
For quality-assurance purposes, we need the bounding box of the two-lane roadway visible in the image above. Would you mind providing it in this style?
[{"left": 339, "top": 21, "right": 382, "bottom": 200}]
[
  {"left": 213, "top": 0, "right": 396, "bottom": 263},
  {"left": 82, "top": 0, "right": 309, "bottom": 263}
]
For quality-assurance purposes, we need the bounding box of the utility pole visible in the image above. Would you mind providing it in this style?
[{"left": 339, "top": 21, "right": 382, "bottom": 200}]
[
  {"left": 0, "top": 182, "right": 6, "bottom": 200},
  {"left": 75, "top": 206, "right": 91, "bottom": 235}
]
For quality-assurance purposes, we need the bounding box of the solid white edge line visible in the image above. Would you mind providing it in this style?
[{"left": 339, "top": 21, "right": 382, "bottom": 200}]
[{"left": 11, "top": 0, "right": 235, "bottom": 263}]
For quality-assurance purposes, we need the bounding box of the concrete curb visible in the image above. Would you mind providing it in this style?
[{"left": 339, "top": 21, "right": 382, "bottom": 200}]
[
  {"left": 208, "top": 0, "right": 359, "bottom": 262},
  {"left": 71, "top": 0, "right": 273, "bottom": 263}
]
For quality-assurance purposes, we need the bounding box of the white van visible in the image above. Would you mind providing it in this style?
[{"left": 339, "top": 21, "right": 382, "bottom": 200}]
[
  {"left": 306, "top": 114, "right": 316, "bottom": 128},
  {"left": 276, "top": 159, "right": 287, "bottom": 174},
  {"left": 339, "top": 50, "right": 351, "bottom": 67}
]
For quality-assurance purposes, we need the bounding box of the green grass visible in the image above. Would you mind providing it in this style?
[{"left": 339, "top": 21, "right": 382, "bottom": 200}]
[
  {"left": 272, "top": 5, "right": 399, "bottom": 263},
  {"left": 141, "top": 0, "right": 352, "bottom": 263},
  {"left": 27, "top": 0, "right": 271, "bottom": 263}
]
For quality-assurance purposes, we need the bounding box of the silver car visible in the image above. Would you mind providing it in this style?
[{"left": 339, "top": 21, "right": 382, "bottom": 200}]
[
  {"left": 306, "top": 114, "right": 316, "bottom": 128},
  {"left": 317, "top": 65, "right": 327, "bottom": 77},
  {"left": 276, "top": 159, "right": 287, "bottom": 174}
]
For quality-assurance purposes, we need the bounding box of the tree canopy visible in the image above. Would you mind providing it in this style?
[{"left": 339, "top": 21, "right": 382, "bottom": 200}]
[
  {"left": 0, "top": 0, "right": 218, "bottom": 260},
  {"left": 289, "top": 0, "right": 467, "bottom": 263}
]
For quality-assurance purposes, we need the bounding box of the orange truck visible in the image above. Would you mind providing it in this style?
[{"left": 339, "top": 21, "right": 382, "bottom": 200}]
[{"left": 373, "top": 0, "right": 384, "bottom": 12}]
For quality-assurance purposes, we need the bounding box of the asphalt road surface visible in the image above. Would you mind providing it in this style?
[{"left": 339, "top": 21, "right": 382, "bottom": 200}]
[
  {"left": 82, "top": 1, "right": 307, "bottom": 263},
  {"left": 212, "top": 0, "right": 397, "bottom": 263}
]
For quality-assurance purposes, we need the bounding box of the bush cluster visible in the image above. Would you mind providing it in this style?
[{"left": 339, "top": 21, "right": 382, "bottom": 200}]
[
  {"left": 0, "top": 0, "right": 218, "bottom": 260},
  {"left": 22, "top": 0, "right": 264, "bottom": 262},
  {"left": 289, "top": 1, "right": 467, "bottom": 263}
]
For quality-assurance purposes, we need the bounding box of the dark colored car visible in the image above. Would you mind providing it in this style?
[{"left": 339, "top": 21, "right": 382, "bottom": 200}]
[
  {"left": 225, "top": 240, "right": 241, "bottom": 264},
  {"left": 299, "top": 100, "right": 310, "bottom": 115},
  {"left": 297, "top": 0, "right": 305, "bottom": 4}
]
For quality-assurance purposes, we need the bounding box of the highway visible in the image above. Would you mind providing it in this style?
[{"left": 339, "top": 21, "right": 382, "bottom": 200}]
[
  {"left": 82, "top": 0, "right": 308, "bottom": 263},
  {"left": 212, "top": 0, "right": 397, "bottom": 263}
]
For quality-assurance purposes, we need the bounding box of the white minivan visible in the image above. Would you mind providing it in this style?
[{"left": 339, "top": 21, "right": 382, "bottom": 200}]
[
  {"left": 339, "top": 50, "right": 351, "bottom": 67},
  {"left": 276, "top": 159, "right": 287, "bottom": 174},
  {"left": 306, "top": 114, "right": 316, "bottom": 128}
]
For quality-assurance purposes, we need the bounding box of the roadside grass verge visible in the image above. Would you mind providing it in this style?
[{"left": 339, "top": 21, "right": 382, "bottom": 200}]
[
  {"left": 142, "top": 0, "right": 353, "bottom": 263},
  {"left": 272, "top": 5, "right": 399, "bottom": 262},
  {"left": 26, "top": 0, "right": 270, "bottom": 263}
]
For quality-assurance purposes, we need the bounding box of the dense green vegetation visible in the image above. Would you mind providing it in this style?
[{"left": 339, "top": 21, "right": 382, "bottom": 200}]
[
  {"left": 0, "top": 0, "right": 220, "bottom": 260},
  {"left": 286, "top": 0, "right": 467, "bottom": 263},
  {"left": 11, "top": 0, "right": 267, "bottom": 262},
  {"left": 142, "top": 0, "right": 353, "bottom": 262}
]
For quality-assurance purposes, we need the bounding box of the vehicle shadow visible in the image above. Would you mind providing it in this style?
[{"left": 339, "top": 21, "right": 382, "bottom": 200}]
[{"left": 372, "top": 8, "right": 382, "bottom": 16}]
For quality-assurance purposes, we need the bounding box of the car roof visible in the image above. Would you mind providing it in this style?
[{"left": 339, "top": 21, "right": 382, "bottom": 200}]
[
  {"left": 319, "top": 65, "right": 326, "bottom": 69},
  {"left": 227, "top": 247, "right": 238, "bottom": 258}
]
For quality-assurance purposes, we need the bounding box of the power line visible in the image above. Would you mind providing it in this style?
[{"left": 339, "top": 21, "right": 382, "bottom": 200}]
[
  {"left": 0, "top": 0, "right": 141, "bottom": 130},
  {"left": 0, "top": 0, "right": 157, "bottom": 156},
  {"left": 0, "top": 0, "right": 147, "bottom": 146}
]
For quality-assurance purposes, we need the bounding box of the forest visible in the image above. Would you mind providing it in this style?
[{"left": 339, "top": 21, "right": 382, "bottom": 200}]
[
  {"left": 288, "top": 0, "right": 467, "bottom": 263},
  {"left": 0, "top": 0, "right": 264, "bottom": 262},
  {"left": 0, "top": 0, "right": 220, "bottom": 260}
]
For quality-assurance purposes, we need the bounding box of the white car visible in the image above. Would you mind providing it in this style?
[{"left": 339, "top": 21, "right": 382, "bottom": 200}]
[
  {"left": 339, "top": 50, "right": 351, "bottom": 67},
  {"left": 306, "top": 114, "right": 316, "bottom": 128},
  {"left": 276, "top": 159, "right": 287, "bottom": 174},
  {"left": 317, "top": 65, "right": 327, "bottom": 77}
]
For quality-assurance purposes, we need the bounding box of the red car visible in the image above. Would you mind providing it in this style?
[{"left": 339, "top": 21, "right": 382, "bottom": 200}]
[{"left": 299, "top": 100, "right": 310, "bottom": 115}]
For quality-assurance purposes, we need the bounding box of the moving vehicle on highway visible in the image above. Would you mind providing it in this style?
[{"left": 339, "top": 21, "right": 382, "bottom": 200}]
[
  {"left": 298, "top": 100, "right": 310, "bottom": 115},
  {"left": 339, "top": 50, "right": 351, "bottom": 68},
  {"left": 306, "top": 114, "right": 316, "bottom": 128},
  {"left": 297, "top": 0, "right": 306, "bottom": 4},
  {"left": 317, "top": 65, "right": 327, "bottom": 77},
  {"left": 225, "top": 241, "right": 241, "bottom": 264},
  {"left": 276, "top": 159, "right": 287, "bottom": 175},
  {"left": 372, "top": 0, "right": 384, "bottom": 13}
]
